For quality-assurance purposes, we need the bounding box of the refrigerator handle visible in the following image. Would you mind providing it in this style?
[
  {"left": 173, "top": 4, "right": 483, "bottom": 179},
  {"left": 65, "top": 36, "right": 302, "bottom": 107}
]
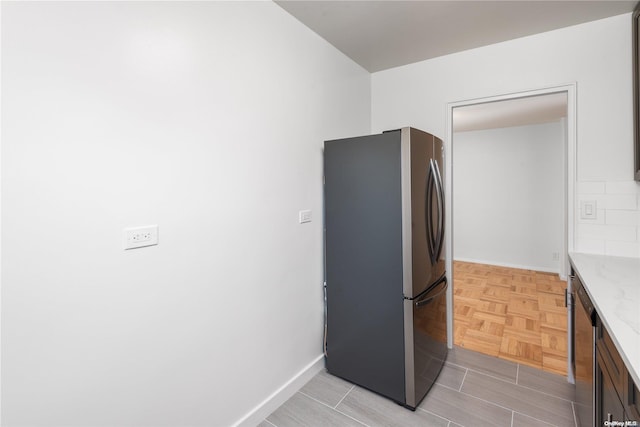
[
  {"left": 433, "top": 159, "right": 445, "bottom": 261},
  {"left": 426, "top": 160, "right": 436, "bottom": 264},
  {"left": 415, "top": 276, "right": 448, "bottom": 307}
]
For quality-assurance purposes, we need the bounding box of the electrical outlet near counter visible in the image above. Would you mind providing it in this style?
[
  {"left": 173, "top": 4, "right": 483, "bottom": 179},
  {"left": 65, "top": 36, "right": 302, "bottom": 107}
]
[
  {"left": 299, "top": 210, "right": 312, "bottom": 224},
  {"left": 124, "top": 225, "right": 158, "bottom": 250}
]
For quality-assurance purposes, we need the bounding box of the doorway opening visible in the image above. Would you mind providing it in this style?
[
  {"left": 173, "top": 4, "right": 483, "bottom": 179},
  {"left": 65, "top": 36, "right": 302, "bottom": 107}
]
[{"left": 445, "top": 86, "right": 576, "bottom": 377}]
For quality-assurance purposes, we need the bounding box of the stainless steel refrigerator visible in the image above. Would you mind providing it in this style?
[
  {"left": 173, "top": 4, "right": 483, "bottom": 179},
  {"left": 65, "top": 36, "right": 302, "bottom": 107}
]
[{"left": 324, "top": 127, "right": 447, "bottom": 410}]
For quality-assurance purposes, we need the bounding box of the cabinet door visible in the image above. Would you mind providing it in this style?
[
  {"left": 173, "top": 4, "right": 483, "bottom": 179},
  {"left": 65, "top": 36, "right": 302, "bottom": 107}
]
[
  {"left": 597, "top": 348, "right": 626, "bottom": 425},
  {"left": 626, "top": 374, "right": 640, "bottom": 421},
  {"left": 596, "top": 317, "right": 625, "bottom": 393}
]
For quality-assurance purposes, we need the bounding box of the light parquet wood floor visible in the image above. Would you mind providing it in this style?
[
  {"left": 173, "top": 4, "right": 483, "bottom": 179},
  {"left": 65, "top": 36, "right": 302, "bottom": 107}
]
[{"left": 453, "top": 260, "right": 568, "bottom": 375}]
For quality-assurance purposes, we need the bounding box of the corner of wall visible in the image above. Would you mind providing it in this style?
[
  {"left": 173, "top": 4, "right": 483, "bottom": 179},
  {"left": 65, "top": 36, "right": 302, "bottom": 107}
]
[{"left": 232, "top": 355, "right": 324, "bottom": 427}]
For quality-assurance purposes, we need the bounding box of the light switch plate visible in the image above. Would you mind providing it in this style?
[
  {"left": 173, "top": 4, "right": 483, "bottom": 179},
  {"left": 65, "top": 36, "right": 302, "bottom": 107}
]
[
  {"left": 580, "top": 200, "right": 597, "bottom": 220},
  {"left": 124, "top": 225, "right": 159, "bottom": 250}
]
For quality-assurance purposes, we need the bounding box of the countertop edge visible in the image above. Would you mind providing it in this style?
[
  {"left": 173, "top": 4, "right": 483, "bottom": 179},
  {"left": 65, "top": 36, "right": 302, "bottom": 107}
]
[{"left": 569, "top": 252, "right": 640, "bottom": 388}]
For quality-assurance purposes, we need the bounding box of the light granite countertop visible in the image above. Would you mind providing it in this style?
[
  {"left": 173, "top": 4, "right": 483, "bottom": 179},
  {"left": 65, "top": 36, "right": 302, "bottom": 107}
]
[{"left": 569, "top": 252, "right": 640, "bottom": 387}]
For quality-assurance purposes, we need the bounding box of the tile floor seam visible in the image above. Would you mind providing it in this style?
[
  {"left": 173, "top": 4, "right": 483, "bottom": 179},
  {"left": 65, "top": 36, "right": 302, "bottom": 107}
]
[
  {"left": 510, "top": 410, "right": 515, "bottom": 427},
  {"left": 444, "top": 359, "right": 519, "bottom": 385},
  {"left": 465, "top": 367, "right": 577, "bottom": 404},
  {"left": 571, "top": 401, "right": 578, "bottom": 427},
  {"left": 436, "top": 382, "right": 574, "bottom": 425},
  {"left": 263, "top": 419, "right": 277, "bottom": 427},
  {"left": 416, "top": 406, "right": 454, "bottom": 425},
  {"left": 296, "top": 390, "right": 338, "bottom": 411},
  {"left": 512, "top": 410, "right": 559, "bottom": 427},
  {"left": 333, "top": 384, "right": 355, "bottom": 409},
  {"left": 444, "top": 361, "right": 467, "bottom": 370},
  {"left": 450, "top": 363, "right": 517, "bottom": 385},
  {"left": 503, "top": 379, "right": 576, "bottom": 404},
  {"left": 435, "top": 382, "right": 522, "bottom": 415},
  {"left": 331, "top": 407, "right": 372, "bottom": 427},
  {"left": 296, "top": 390, "right": 370, "bottom": 427},
  {"left": 459, "top": 367, "right": 469, "bottom": 391}
]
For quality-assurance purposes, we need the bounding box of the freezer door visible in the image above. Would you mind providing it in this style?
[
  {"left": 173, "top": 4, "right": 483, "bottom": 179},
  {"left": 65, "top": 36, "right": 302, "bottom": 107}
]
[
  {"left": 404, "top": 275, "right": 449, "bottom": 409},
  {"left": 404, "top": 128, "right": 446, "bottom": 298}
]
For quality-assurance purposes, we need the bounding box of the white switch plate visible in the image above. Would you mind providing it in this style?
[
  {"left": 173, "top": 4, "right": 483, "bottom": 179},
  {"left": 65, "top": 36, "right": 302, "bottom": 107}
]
[
  {"left": 124, "top": 225, "right": 159, "bottom": 250},
  {"left": 299, "top": 210, "right": 312, "bottom": 224},
  {"left": 580, "top": 200, "right": 597, "bottom": 220}
]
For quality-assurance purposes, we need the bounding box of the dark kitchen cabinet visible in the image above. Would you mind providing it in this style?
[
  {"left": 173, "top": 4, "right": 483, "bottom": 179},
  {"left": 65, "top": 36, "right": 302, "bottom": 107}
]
[
  {"left": 595, "top": 315, "right": 639, "bottom": 425},
  {"left": 596, "top": 317, "right": 626, "bottom": 395},
  {"left": 627, "top": 375, "right": 640, "bottom": 422},
  {"left": 570, "top": 255, "right": 639, "bottom": 427},
  {"left": 596, "top": 346, "right": 626, "bottom": 424}
]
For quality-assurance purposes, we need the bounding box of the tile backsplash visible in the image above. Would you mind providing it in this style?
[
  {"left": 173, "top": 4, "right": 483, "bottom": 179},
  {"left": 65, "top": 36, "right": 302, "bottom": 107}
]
[{"left": 576, "top": 181, "right": 640, "bottom": 258}]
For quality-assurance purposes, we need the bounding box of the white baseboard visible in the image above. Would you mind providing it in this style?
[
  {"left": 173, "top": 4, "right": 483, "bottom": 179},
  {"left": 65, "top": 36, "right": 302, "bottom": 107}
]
[
  {"left": 453, "top": 257, "right": 560, "bottom": 276},
  {"left": 232, "top": 354, "right": 325, "bottom": 427}
]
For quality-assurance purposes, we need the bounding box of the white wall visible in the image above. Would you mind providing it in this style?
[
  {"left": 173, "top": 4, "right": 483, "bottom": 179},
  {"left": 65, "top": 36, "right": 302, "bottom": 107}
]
[
  {"left": 1, "top": 2, "right": 370, "bottom": 426},
  {"left": 372, "top": 13, "right": 640, "bottom": 258},
  {"left": 453, "top": 122, "right": 564, "bottom": 272}
]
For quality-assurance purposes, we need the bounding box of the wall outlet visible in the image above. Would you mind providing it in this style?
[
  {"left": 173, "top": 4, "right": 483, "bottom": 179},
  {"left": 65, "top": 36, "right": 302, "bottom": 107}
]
[
  {"left": 552, "top": 252, "right": 560, "bottom": 261},
  {"left": 124, "top": 225, "right": 159, "bottom": 250},
  {"left": 299, "top": 210, "right": 312, "bottom": 224}
]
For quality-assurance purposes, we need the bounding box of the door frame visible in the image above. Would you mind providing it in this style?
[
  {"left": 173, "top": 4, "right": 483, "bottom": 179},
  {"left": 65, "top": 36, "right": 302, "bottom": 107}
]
[{"left": 444, "top": 83, "right": 577, "bottom": 375}]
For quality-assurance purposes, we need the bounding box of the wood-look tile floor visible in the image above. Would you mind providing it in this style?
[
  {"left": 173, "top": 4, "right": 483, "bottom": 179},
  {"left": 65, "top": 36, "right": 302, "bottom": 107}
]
[
  {"left": 263, "top": 346, "right": 578, "bottom": 427},
  {"left": 453, "top": 261, "right": 568, "bottom": 375}
]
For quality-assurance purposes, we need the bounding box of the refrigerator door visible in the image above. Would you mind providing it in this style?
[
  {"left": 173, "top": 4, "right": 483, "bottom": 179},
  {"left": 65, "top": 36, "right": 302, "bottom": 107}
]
[
  {"left": 403, "top": 128, "right": 446, "bottom": 299},
  {"left": 404, "top": 275, "right": 449, "bottom": 409},
  {"left": 432, "top": 137, "right": 446, "bottom": 267},
  {"left": 426, "top": 159, "right": 445, "bottom": 265}
]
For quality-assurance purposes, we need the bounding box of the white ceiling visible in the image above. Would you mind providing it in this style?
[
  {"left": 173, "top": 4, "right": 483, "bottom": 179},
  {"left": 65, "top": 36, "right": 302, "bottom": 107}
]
[
  {"left": 275, "top": 1, "right": 622, "bottom": 132},
  {"left": 275, "top": 1, "right": 637, "bottom": 73}
]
